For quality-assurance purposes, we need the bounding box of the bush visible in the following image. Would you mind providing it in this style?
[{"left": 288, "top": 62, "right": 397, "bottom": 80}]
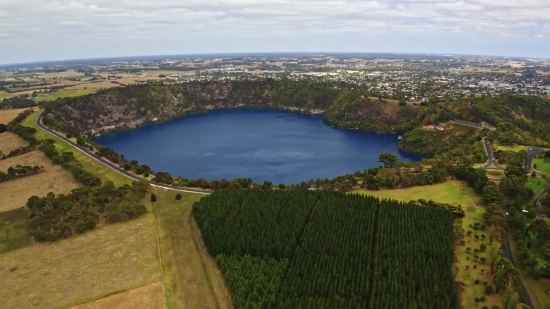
[
  {"left": 480, "top": 296, "right": 485, "bottom": 302},
  {"left": 175, "top": 193, "right": 182, "bottom": 200},
  {"left": 123, "top": 163, "right": 132, "bottom": 171},
  {"left": 474, "top": 279, "right": 480, "bottom": 284},
  {"left": 151, "top": 193, "right": 157, "bottom": 202},
  {"left": 492, "top": 306, "right": 499, "bottom": 309},
  {"left": 485, "top": 285, "right": 493, "bottom": 295},
  {"left": 144, "top": 172, "right": 149, "bottom": 177}
]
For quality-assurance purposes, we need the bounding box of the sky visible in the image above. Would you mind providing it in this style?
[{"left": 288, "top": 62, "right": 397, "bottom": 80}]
[{"left": 1, "top": 0, "right": 550, "bottom": 64}]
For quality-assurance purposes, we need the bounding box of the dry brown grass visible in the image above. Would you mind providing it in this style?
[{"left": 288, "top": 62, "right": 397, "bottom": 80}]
[
  {"left": 0, "top": 216, "right": 161, "bottom": 309},
  {"left": 0, "top": 108, "right": 29, "bottom": 124},
  {"left": 70, "top": 281, "right": 164, "bottom": 309},
  {"left": 0, "top": 151, "right": 79, "bottom": 212},
  {"left": 0, "top": 132, "right": 28, "bottom": 154}
]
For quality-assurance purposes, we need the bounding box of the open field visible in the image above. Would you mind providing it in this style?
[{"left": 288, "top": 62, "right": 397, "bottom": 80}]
[
  {"left": 0, "top": 108, "right": 30, "bottom": 124},
  {"left": 0, "top": 150, "right": 79, "bottom": 212},
  {"left": 152, "top": 189, "right": 232, "bottom": 309},
  {"left": 70, "top": 282, "right": 164, "bottom": 309},
  {"left": 351, "top": 180, "right": 481, "bottom": 206},
  {"left": 0, "top": 132, "right": 28, "bottom": 154},
  {"left": 0, "top": 215, "right": 160, "bottom": 309},
  {"left": 0, "top": 208, "right": 32, "bottom": 254},
  {"left": 526, "top": 176, "right": 547, "bottom": 196},
  {"left": 0, "top": 91, "right": 11, "bottom": 99},
  {"left": 20, "top": 110, "right": 131, "bottom": 187},
  {"left": 37, "top": 89, "right": 93, "bottom": 102},
  {"left": 534, "top": 158, "right": 550, "bottom": 174}
]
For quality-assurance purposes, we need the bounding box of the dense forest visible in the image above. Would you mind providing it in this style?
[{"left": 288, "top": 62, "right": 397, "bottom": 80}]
[
  {"left": 42, "top": 80, "right": 550, "bottom": 158},
  {"left": 193, "top": 190, "right": 460, "bottom": 309}
]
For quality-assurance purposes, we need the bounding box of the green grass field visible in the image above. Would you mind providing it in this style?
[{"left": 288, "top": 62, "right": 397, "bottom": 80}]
[
  {"left": 534, "top": 158, "right": 550, "bottom": 174},
  {"left": 0, "top": 208, "right": 32, "bottom": 254},
  {"left": 495, "top": 144, "right": 528, "bottom": 153},
  {"left": 152, "top": 189, "right": 232, "bottom": 309},
  {"left": 20, "top": 110, "right": 130, "bottom": 187},
  {"left": 351, "top": 180, "right": 480, "bottom": 206},
  {"left": 36, "top": 89, "right": 93, "bottom": 102},
  {"left": 526, "top": 176, "right": 547, "bottom": 197}
]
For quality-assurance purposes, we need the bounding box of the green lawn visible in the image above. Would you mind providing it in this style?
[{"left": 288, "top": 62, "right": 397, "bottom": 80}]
[
  {"left": 36, "top": 89, "right": 93, "bottom": 102},
  {"left": 0, "top": 208, "right": 32, "bottom": 254},
  {"left": 495, "top": 144, "right": 528, "bottom": 153},
  {"left": 526, "top": 176, "right": 547, "bottom": 197},
  {"left": 534, "top": 158, "right": 550, "bottom": 174},
  {"left": 351, "top": 180, "right": 480, "bottom": 206},
  {"left": 20, "top": 110, "right": 131, "bottom": 187}
]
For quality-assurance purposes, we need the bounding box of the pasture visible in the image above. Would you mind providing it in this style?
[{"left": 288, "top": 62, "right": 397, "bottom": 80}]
[
  {"left": 0, "top": 151, "right": 79, "bottom": 212},
  {"left": 351, "top": 180, "right": 480, "bottom": 206},
  {"left": 37, "top": 89, "right": 94, "bottom": 102},
  {"left": 0, "top": 108, "right": 30, "bottom": 124},
  {"left": 0, "top": 216, "right": 160, "bottom": 309},
  {"left": 0, "top": 208, "right": 32, "bottom": 254},
  {"left": 70, "top": 282, "right": 164, "bottom": 309},
  {"left": 0, "top": 132, "right": 28, "bottom": 155},
  {"left": 152, "top": 189, "right": 232, "bottom": 309}
]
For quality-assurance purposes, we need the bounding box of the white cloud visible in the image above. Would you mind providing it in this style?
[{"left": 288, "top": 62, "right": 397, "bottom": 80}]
[{"left": 0, "top": 0, "right": 549, "bottom": 63}]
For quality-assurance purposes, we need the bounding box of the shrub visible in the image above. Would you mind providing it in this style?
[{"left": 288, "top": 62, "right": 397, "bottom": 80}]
[
  {"left": 474, "top": 279, "right": 480, "bottom": 284},
  {"left": 480, "top": 296, "right": 485, "bottom": 302},
  {"left": 492, "top": 306, "right": 500, "bottom": 309},
  {"left": 473, "top": 265, "right": 478, "bottom": 269},
  {"left": 485, "top": 285, "right": 493, "bottom": 295},
  {"left": 151, "top": 193, "right": 157, "bottom": 202},
  {"left": 144, "top": 172, "right": 149, "bottom": 177},
  {"left": 175, "top": 193, "right": 182, "bottom": 200}
]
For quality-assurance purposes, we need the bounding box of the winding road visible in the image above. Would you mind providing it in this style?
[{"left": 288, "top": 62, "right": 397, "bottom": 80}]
[{"left": 35, "top": 111, "right": 211, "bottom": 195}]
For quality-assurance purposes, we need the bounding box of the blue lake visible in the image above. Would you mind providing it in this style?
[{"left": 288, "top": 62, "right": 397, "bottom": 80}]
[{"left": 93, "top": 109, "right": 420, "bottom": 184}]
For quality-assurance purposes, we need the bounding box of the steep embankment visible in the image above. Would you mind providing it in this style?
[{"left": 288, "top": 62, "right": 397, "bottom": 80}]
[
  {"left": 45, "top": 81, "right": 421, "bottom": 137},
  {"left": 45, "top": 81, "right": 550, "bottom": 158}
]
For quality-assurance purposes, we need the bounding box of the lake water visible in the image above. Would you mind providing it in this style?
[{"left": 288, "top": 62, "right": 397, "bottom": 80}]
[{"left": 93, "top": 109, "right": 420, "bottom": 184}]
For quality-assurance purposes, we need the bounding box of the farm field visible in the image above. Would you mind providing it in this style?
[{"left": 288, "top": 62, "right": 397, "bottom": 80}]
[
  {"left": 351, "top": 180, "right": 480, "bottom": 205},
  {"left": 526, "top": 176, "right": 547, "bottom": 197},
  {"left": 0, "top": 108, "right": 30, "bottom": 124},
  {"left": 0, "top": 131, "right": 28, "bottom": 155},
  {"left": 0, "top": 208, "right": 32, "bottom": 254},
  {"left": 0, "top": 91, "right": 11, "bottom": 99},
  {"left": 0, "top": 150, "right": 79, "bottom": 212},
  {"left": 534, "top": 158, "right": 550, "bottom": 174},
  {"left": 0, "top": 215, "right": 160, "bottom": 309},
  {"left": 20, "top": 110, "right": 131, "bottom": 186},
  {"left": 37, "top": 89, "right": 93, "bottom": 102},
  {"left": 70, "top": 282, "right": 164, "bottom": 309},
  {"left": 152, "top": 189, "right": 232, "bottom": 309}
]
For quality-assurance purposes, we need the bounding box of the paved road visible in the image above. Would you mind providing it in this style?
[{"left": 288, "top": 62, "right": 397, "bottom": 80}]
[
  {"left": 482, "top": 137, "right": 504, "bottom": 170},
  {"left": 498, "top": 182, "right": 535, "bottom": 309},
  {"left": 36, "top": 111, "right": 211, "bottom": 195}
]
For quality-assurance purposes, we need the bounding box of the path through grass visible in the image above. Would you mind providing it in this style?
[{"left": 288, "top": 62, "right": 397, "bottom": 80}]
[{"left": 152, "top": 189, "right": 232, "bottom": 309}]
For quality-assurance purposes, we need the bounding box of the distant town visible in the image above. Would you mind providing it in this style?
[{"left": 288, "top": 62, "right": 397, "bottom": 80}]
[{"left": 1, "top": 53, "right": 549, "bottom": 103}]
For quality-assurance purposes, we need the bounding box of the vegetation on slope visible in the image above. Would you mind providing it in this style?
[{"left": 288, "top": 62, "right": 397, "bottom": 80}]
[{"left": 193, "top": 189, "right": 459, "bottom": 309}]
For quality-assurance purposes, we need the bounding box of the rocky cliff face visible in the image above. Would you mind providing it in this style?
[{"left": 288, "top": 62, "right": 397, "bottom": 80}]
[{"left": 48, "top": 80, "right": 416, "bottom": 137}]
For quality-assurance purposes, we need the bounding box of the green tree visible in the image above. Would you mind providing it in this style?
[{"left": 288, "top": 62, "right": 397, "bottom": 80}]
[
  {"left": 0, "top": 123, "right": 7, "bottom": 133},
  {"left": 482, "top": 181, "right": 501, "bottom": 205},
  {"left": 378, "top": 153, "right": 398, "bottom": 168},
  {"left": 151, "top": 193, "right": 157, "bottom": 202},
  {"left": 175, "top": 193, "right": 182, "bottom": 200}
]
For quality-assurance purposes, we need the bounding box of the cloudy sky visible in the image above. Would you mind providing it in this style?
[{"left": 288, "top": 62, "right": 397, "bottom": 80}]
[{"left": 1, "top": 0, "right": 549, "bottom": 64}]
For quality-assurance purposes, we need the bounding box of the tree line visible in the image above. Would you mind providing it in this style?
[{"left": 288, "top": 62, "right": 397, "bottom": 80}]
[
  {"left": 0, "top": 164, "right": 43, "bottom": 182},
  {"left": 193, "top": 190, "right": 460, "bottom": 309},
  {"left": 26, "top": 181, "right": 149, "bottom": 242}
]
